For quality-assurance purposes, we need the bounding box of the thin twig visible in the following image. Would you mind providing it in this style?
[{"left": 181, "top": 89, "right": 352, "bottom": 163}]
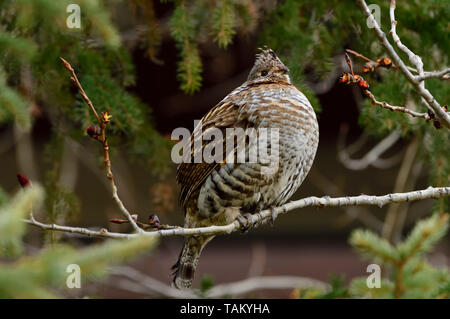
[
  {"left": 345, "top": 52, "right": 355, "bottom": 76},
  {"left": 60, "top": 58, "right": 101, "bottom": 124},
  {"left": 389, "top": 0, "right": 423, "bottom": 75},
  {"left": 346, "top": 48, "right": 449, "bottom": 80},
  {"left": 415, "top": 68, "right": 450, "bottom": 81},
  {"left": 338, "top": 127, "right": 402, "bottom": 171},
  {"left": 345, "top": 49, "right": 374, "bottom": 63},
  {"left": 25, "top": 186, "right": 450, "bottom": 239},
  {"left": 365, "top": 90, "right": 431, "bottom": 121},
  {"left": 60, "top": 57, "right": 142, "bottom": 233},
  {"left": 356, "top": 0, "right": 450, "bottom": 128}
]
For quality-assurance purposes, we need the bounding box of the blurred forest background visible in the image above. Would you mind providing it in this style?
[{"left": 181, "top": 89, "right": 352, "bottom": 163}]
[{"left": 0, "top": 0, "right": 449, "bottom": 298}]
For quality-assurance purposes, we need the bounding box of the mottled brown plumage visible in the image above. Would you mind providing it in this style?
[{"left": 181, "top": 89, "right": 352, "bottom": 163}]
[{"left": 172, "top": 48, "right": 319, "bottom": 289}]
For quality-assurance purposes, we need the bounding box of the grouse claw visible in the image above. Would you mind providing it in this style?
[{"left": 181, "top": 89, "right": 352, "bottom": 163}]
[
  {"left": 271, "top": 207, "right": 279, "bottom": 226},
  {"left": 236, "top": 213, "right": 255, "bottom": 233}
]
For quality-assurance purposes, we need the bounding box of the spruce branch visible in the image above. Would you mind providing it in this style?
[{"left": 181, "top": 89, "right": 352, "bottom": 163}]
[
  {"left": 1, "top": 186, "right": 44, "bottom": 256},
  {"left": 350, "top": 213, "right": 449, "bottom": 299},
  {"left": 169, "top": 2, "right": 203, "bottom": 94},
  {"left": 212, "top": 0, "right": 237, "bottom": 49},
  {"left": 393, "top": 214, "right": 449, "bottom": 298},
  {"left": 349, "top": 229, "right": 399, "bottom": 264},
  {"left": 397, "top": 214, "right": 449, "bottom": 261}
]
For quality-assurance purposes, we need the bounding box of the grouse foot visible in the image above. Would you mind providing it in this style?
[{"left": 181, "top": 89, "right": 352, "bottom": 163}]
[{"left": 236, "top": 213, "right": 257, "bottom": 233}]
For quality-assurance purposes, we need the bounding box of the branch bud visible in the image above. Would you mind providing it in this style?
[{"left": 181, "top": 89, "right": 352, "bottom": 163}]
[
  {"left": 148, "top": 214, "right": 161, "bottom": 227},
  {"left": 101, "top": 111, "right": 112, "bottom": 124},
  {"left": 87, "top": 125, "right": 101, "bottom": 139},
  {"left": 376, "top": 57, "right": 392, "bottom": 68},
  {"left": 362, "top": 61, "right": 378, "bottom": 73},
  {"left": 433, "top": 120, "right": 442, "bottom": 129},
  {"left": 17, "top": 172, "right": 32, "bottom": 188}
]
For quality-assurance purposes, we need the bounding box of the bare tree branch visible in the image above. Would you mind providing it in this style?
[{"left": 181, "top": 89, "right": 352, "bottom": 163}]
[
  {"left": 206, "top": 276, "right": 329, "bottom": 298},
  {"left": 416, "top": 68, "right": 450, "bottom": 81},
  {"left": 345, "top": 48, "right": 449, "bottom": 79},
  {"left": 365, "top": 91, "right": 431, "bottom": 121},
  {"left": 26, "top": 186, "right": 450, "bottom": 239},
  {"left": 356, "top": 0, "right": 450, "bottom": 128},
  {"left": 108, "top": 266, "right": 330, "bottom": 298},
  {"left": 388, "top": 1, "right": 423, "bottom": 76},
  {"left": 109, "top": 266, "right": 198, "bottom": 298},
  {"left": 338, "top": 126, "right": 402, "bottom": 170}
]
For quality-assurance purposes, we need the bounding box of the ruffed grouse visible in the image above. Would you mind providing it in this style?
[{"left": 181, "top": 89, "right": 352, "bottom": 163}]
[{"left": 172, "top": 48, "right": 319, "bottom": 289}]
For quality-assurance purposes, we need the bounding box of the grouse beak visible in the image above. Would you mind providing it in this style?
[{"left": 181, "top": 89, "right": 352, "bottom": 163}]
[{"left": 280, "top": 65, "right": 289, "bottom": 74}]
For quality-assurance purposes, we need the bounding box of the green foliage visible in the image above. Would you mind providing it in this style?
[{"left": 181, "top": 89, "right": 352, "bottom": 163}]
[
  {"left": 0, "top": 186, "right": 44, "bottom": 257},
  {"left": 0, "top": 235, "right": 158, "bottom": 298},
  {"left": 292, "top": 274, "right": 350, "bottom": 299},
  {"left": 1, "top": 0, "right": 171, "bottom": 174},
  {"left": 261, "top": 0, "right": 449, "bottom": 211},
  {"left": 349, "top": 214, "right": 449, "bottom": 298},
  {"left": 169, "top": 3, "right": 203, "bottom": 94},
  {"left": 198, "top": 274, "right": 215, "bottom": 296},
  {"left": 0, "top": 185, "right": 158, "bottom": 298},
  {"left": 260, "top": 0, "right": 366, "bottom": 113},
  {"left": 164, "top": 0, "right": 259, "bottom": 93},
  {"left": 43, "top": 132, "right": 80, "bottom": 245},
  {"left": 0, "top": 187, "right": 9, "bottom": 207},
  {"left": 349, "top": 277, "right": 394, "bottom": 298},
  {"left": 293, "top": 214, "right": 450, "bottom": 299},
  {"left": 318, "top": 274, "right": 349, "bottom": 299},
  {"left": 349, "top": 229, "right": 399, "bottom": 264},
  {"left": 397, "top": 214, "right": 449, "bottom": 260},
  {"left": 0, "top": 30, "right": 37, "bottom": 62},
  {"left": 0, "top": 68, "right": 31, "bottom": 130},
  {"left": 1, "top": 0, "right": 173, "bottom": 232},
  {"left": 212, "top": 0, "right": 237, "bottom": 49},
  {"left": 351, "top": 214, "right": 448, "bottom": 265}
]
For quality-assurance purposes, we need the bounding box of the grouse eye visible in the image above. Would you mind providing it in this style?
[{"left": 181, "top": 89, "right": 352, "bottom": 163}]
[{"left": 261, "top": 70, "right": 268, "bottom": 76}]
